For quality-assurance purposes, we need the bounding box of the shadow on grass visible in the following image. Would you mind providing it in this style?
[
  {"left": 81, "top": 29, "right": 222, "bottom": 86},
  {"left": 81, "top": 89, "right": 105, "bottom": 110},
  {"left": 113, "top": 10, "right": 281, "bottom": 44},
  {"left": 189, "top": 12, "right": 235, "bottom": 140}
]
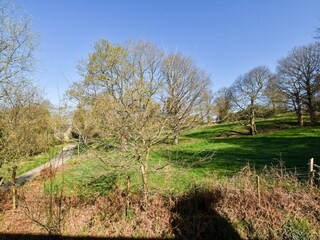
[
  {"left": 159, "top": 134, "right": 320, "bottom": 174},
  {"left": 83, "top": 174, "right": 117, "bottom": 195},
  {"left": 183, "top": 123, "right": 246, "bottom": 140},
  {"left": 171, "top": 188, "right": 242, "bottom": 240}
]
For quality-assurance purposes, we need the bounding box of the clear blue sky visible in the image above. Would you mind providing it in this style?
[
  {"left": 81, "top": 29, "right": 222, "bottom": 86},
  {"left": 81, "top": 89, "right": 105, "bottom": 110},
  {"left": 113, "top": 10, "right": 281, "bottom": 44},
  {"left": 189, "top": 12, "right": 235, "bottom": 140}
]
[{"left": 15, "top": 0, "right": 320, "bottom": 105}]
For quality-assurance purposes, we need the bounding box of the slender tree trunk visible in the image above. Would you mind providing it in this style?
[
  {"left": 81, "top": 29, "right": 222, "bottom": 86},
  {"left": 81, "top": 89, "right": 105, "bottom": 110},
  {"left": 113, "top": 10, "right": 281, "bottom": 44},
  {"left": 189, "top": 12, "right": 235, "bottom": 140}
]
[
  {"left": 249, "top": 99, "right": 257, "bottom": 135},
  {"left": 296, "top": 99, "right": 304, "bottom": 126},
  {"left": 140, "top": 162, "right": 148, "bottom": 206},
  {"left": 12, "top": 165, "right": 17, "bottom": 210},
  {"left": 297, "top": 110, "right": 304, "bottom": 126},
  {"left": 173, "top": 126, "right": 180, "bottom": 145},
  {"left": 173, "top": 133, "right": 179, "bottom": 145},
  {"left": 140, "top": 147, "right": 150, "bottom": 207}
]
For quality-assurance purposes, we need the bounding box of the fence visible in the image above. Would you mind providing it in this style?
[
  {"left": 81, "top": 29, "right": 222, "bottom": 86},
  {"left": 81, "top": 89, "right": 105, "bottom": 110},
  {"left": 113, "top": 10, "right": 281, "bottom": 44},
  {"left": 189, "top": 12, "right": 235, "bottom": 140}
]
[{"left": 309, "top": 157, "right": 320, "bottom": 188}]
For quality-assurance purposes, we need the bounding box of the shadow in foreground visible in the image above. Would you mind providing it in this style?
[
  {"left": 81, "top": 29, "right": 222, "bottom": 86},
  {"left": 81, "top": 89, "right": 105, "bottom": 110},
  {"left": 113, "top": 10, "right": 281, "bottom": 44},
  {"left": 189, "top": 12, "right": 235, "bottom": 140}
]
[
  {"left": 171, "top": 188, "right": 242, "bottom": 240},
  {"left": 0, "top": 234, "right": 170, "bottom": 240}
]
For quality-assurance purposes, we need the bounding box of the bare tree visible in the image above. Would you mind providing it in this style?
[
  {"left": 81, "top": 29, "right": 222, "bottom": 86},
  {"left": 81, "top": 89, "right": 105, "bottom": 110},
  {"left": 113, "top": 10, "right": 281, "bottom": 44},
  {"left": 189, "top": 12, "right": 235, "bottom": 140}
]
[
  {"left": 263, "top": 75, "right": 288, "bottom": 114},
  {"left": 277, "top": 43, "right": 320, "bottom": 125},
  {"left": 0, "top": 0, "right": 36, "bottom": 94},
  {"left": 69, "top": 40, "right": 169, "bottom": 205},
  {"left": 277, "top": 63, "right": 304, "bottom": 125},
  {"left": 162, "top": 53, "right": 210, "bottom": 145},
  {"left": 213, "top": 87, "right": 233, "bottom": 122},
  {"left": 231, "top": 66, "right": 272, "bottom": 135},
  {"left": 198, "top": 88, "right": 214, "bottom": 124}
]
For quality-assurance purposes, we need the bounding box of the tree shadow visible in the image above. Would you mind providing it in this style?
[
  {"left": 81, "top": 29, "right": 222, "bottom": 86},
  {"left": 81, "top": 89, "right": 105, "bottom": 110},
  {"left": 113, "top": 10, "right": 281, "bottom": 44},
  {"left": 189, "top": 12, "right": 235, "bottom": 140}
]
[
  {"left": 171, "top": 188, "right": 242, "bottom": 240},
  {"left": 159, "top": 134, "right": 320, "bottom": 175}
]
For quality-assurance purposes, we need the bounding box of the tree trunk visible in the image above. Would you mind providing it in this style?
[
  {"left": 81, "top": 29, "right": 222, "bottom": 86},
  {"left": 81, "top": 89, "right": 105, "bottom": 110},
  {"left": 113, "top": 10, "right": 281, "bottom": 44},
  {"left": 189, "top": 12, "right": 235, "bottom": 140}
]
[
  {"left": 305, "top": 81, "right": 317, "bottom": 125},
  {"left": 173, "top": 127, "right": 179, "bottom": 145},
  {"left": 295, "top": 96, "right": 304, "bottom": 126},
  {"left": 306, "top": 99, "right": 317, "bottom": 125},
  {"left": 140, "top": 163, "right": 148, "bottom": 207},
  {"left": 297, "top": 110, "right": 304, "bottom": 126},
  {"left": 173, "top": 134, "right": 179, "bottom": 145},
  {"left": 249, "top": 99, "right": 257, "bottom": 135},
  {"left": 309, "top": 108, "right": 317, "bottom": 125},
  {"left": 12, "top": 165, "right": 17, "bottom": 210}
]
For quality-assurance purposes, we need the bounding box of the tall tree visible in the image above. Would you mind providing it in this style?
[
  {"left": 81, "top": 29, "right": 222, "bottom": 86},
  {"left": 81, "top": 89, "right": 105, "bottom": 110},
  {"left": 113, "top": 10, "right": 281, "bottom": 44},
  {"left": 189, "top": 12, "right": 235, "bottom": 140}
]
[
  {"left": 0, "top": 80, "right": 51, "bottom": 209},
  {"left": 0, "top": 0, "right": 39, "bottom": 209},
  {"left": 0, "top": 0, "right": 36, "bottom": 93},
  {"left": 231, "top": 66, "right": 272, "bottom": 135},
  {"left": 162, "top": 53, "right": 210, "bottom": 145},
  {"left": 69, "top": 40, "right": 168, "bottom": 205},
  {"left": 277, "top": 43, "right": 320, "bottom": 125}
]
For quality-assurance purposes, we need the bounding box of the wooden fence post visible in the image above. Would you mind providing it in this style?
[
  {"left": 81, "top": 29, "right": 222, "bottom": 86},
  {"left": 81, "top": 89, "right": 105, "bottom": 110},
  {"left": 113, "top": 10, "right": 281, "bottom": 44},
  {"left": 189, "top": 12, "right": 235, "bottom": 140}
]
[
  {"left": 309, "top": 158, "right": 314, "bottom": 188},
  {"left": 125, "top": 175, "right": 131, "bottom": 216},
  {"left": 12, "top": 165, "right": 17, "bottom": 210}
]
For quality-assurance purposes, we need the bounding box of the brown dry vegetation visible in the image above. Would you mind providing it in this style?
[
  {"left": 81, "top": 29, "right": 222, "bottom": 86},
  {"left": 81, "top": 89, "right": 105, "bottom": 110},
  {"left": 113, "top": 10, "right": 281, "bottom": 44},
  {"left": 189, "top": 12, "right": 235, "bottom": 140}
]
[{"left": 0, "top": 167, "right": 319, "bottom": 240}]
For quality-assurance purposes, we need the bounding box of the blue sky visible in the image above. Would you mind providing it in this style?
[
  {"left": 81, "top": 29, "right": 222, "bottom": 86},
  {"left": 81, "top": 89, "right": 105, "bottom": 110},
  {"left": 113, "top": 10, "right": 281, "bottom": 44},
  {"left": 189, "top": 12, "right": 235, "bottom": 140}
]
[{"left": 15, "top": 0, "right": 320, "bottom": 105}]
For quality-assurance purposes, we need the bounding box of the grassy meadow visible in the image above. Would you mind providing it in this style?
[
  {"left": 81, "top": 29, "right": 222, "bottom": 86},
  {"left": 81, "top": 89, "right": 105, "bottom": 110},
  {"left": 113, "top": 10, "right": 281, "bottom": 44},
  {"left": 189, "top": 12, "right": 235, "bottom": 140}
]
[
  {"left": 48, "top": 113, "right": 320, "bottom": 197},
  {"left": 1, "top": 113, "right": 319, "bottom": 239}
]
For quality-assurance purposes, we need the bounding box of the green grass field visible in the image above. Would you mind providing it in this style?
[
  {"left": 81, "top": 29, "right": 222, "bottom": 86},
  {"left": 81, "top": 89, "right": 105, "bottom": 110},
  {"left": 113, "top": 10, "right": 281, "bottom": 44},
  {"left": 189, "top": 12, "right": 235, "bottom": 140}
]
[
  {"left": 156, "top": 114, "right": 320, "bottom": 174},
  {"left": 49, "top": 114, "right": 320, "bottom": 196},
  {"left": 17, "top": 144, "right": 64, "bottom": 176}
]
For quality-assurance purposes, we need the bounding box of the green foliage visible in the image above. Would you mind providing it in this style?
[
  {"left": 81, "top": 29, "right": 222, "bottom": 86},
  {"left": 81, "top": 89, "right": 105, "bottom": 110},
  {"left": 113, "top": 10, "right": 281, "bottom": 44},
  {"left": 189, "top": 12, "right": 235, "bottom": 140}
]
[{"left": 283, "top": 218, "right": 313, "bottom": 240}]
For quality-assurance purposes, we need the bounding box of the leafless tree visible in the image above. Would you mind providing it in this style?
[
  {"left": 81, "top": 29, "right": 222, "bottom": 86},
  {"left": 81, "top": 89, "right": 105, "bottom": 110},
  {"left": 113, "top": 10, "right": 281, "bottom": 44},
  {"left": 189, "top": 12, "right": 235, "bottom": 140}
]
[
  {"left": 231, "top": 66, "right": 273, "bottom": 135},
  {"left": 263, "top": 75, "right": 288, "bottom": 114},
  {"left": 197, "top": 88, "right": 214, "bottom": 124},
  {"left": 162, "top": 53, "right": 211, "bottom": 144},
  {"left": 277, "top": 43, "right": 320, "bottom": 125},
  {"left": 0, "top": 0, "right": 36, "bottom": 96},
  {"left": 69, "top": 40, "right": 169, "bottom": 206},
  {"left": 213, "top": 87, "right": 233, "bottom": 122}
]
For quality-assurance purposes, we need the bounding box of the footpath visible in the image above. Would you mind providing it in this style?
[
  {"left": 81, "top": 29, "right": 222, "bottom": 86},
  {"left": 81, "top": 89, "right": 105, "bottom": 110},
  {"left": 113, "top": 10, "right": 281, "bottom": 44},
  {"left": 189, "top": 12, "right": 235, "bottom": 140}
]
[{"left": 1, "top": 143, "right": 78, "bottom": 188}]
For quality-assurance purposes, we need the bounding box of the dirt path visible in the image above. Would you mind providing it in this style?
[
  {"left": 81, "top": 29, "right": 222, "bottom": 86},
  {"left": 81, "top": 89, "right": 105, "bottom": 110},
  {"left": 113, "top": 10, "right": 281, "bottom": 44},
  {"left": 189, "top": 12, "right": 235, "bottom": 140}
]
[{"left": 2, "top": 143, "right": 78, "bottom": 188}]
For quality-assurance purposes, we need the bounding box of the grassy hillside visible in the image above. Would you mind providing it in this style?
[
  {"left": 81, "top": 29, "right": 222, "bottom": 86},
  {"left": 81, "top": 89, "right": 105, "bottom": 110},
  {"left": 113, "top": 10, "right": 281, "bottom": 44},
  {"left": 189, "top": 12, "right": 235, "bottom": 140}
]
[
  {"left": 1, "top": 114, "right": 319, "bottom": 239},
  {"left": 155, "top": 113, "right": 320, "bottom": 174},
  {"left": 47, "top": 113, "right": 320, "bottom": 196}
]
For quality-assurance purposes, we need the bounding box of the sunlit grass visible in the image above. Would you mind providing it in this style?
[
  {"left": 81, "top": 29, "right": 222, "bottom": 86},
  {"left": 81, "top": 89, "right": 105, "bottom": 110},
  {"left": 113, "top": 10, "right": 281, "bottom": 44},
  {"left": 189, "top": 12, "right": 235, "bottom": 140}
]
[
  {"left": 52, "top": 113, "right": 320, "bottom": 196},
  {"left": 17, "top": 145, "right": 64, "bottom": 176}
]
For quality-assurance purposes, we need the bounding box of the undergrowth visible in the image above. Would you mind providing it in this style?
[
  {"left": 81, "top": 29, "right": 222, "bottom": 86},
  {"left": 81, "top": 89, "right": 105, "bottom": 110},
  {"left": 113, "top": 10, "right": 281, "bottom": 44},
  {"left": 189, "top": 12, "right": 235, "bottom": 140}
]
[{"left": 1, "top": 165, "right": 319, "bottom": 239}]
